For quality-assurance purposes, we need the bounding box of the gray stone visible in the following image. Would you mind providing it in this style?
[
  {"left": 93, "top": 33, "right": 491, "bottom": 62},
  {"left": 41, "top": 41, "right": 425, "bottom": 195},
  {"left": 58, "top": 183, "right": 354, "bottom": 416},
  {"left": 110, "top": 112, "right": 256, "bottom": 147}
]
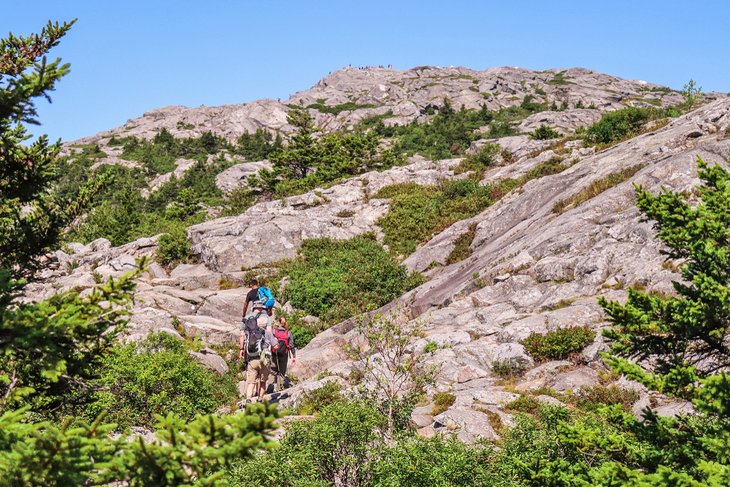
[
  {"left": 216, "top": 160, "right": 273, "bottom": 194},
  {"left": 189, "top": 349, "right": 230, "bottom": 375},
  {"left": 433, "top": 408, "right": 499, "bottom": 443},
  {"left": 550, "top": 366, "right": 600, "bottom": 392}
]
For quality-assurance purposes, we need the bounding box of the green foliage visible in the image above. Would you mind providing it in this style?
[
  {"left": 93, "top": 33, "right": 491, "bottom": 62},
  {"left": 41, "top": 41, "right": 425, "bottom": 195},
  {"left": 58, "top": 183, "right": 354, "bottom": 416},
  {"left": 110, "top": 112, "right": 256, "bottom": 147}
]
[
  {"left": 255, "top": 106, "right": 403, "bottom": 198},
  {"left": 375, "top": 179, "right": 497, "bottom": 256},
  {"left": 296, "top": 381, "right": 343, "bottom": 415},
  {"left": 491, "top": 357, "right": 529, "bottom": 379},
  {"left": 371, "top": 435, "right": 494, "bottom": 486},
  {"left": 367, "top": 99, "right": 538, "bottom": 161},
  {"left": 681, "top": 79, "right": 702, "bottom": 110},
  {"left": 235, "top": 128, "right": 282, "bottom": 161},
  {"left": 521, "top": 326, "right": 596, "bottom": 362},
  {"left": 601, "top": 158, "right": 729, "bottom": 398},
  {"left": 83, "top": 332, "right": 237, "bottom": 428},
  {"left": 0, "top": 23, "right": 277, "bottom": 485},
  {"left": 583, "top": 157, "right": 730, "bottom": 484},
  {"left": 156, "top": 226, "right": 192, "bottom": 266},
  {"left": 1, "top": 403, "right": 277, "bottom": 486},
  {"left": 431, "top": 392, "right": 456, "bottom": 416},
  {"left": 547, "top": 71, "right": 570, "bottom": 85},
  {"left": 0, "top": 266, "right": 139, "bottom": 413},
  {"left": 529, "top": 124, "right": 562, "bottom": 140},
  {"left": 583, "top": 106, "right": 676, "bottom": 146},
  {"left": 453, "top": 143, "right": 500, "bottom": 178},
  {"left": 574, "top": 385, "right": 639, "bottom": 412},
  {"left": 308, "top": 100, "right": 378, "bottom": 114},
  {"left": 282, "top": 235, "right": 424, "bottom": 324},
  {"left": 446, "top": 223, "right": 477, "bottom": 264},
  {"left": 68, "top": 152, "right": 227, "bottom": 246},
  {"left": 0, "top": 20, "right": 93, "bottom": 285},
  {"left": 349, "top": 313, "right": 436, "bottom": 436},
  {"left": 505, "top": 394, "right": 541, "bottom": 414},
  {"left": 230, "top": 401, "right": 386, "bottom": 486}
]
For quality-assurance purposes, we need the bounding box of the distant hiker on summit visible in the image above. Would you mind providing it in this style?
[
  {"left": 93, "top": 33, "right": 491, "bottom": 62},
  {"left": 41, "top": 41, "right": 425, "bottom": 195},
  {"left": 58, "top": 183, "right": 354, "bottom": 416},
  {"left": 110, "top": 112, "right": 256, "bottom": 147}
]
[{"left": 241, "top": 278, "right": 276, "bottom": 328}]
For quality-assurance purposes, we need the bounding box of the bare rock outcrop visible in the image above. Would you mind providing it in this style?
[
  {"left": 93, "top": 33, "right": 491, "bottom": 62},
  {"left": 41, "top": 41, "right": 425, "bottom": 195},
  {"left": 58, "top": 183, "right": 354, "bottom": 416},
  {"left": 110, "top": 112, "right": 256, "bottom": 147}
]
[
  {"left": 289, "top": 98, "right": 730, "bottom": 439},
  {"left": 188, "top": 157, "right": 462, "bottom": 272}
]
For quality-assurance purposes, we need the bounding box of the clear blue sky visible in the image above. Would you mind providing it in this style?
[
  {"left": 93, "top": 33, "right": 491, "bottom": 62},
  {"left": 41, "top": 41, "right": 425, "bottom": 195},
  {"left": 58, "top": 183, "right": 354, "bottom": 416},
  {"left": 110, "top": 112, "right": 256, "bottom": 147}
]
[{"left": 4, "top": 0, "right": 729, "bottom": 142}]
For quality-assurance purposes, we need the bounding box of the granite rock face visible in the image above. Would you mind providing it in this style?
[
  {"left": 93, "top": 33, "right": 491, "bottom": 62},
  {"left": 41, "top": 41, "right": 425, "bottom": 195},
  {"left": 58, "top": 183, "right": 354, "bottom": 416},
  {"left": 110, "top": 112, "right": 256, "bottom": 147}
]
[
  {"left": 288, "top": 98, "right": 730, "bottom": 439},
  {"left": 35, "top": 67, "right": 728, "bottom": 441},
  {"left": 68, "top": 66, "right": 682, "bottom": 148},
  {"left": 188, "top": 157, "right": 462, "bottom": 272}
]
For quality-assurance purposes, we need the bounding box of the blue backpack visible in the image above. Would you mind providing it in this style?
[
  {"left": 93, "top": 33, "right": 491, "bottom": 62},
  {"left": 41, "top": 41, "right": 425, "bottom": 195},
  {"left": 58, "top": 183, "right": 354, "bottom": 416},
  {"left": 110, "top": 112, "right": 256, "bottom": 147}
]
[{"left": 258, "top": 286, "right": 275, "bottom": 307}]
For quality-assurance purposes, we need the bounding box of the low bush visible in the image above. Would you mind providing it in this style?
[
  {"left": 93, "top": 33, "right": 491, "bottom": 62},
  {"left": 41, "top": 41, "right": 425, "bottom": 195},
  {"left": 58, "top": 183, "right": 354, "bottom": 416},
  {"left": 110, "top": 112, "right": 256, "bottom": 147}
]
[
  {"left": 229, "top": 401, "right": 386, "bottom": 486},
  {"left": 84, "top": 332, "right": 238, "bottom": 428},
  {"left": 296, "top": 381, "right": 343, "bottom": 415},
  {"left": 445, "top": 223, "right": 477, "bottom": 264},
  {"left": 376, "top": 179, "right": 495, "bottom": 256},
  {"left": 582, "top": 106, "right": 675, "bottom": 146},
  {"left": 574, "top": 385, "right": 639, "bottom": 412},
  {"left": 505, "top": 394, "right": 541, "bottom": 414},
  {"left": 529, "top": 124, "right": 562, "bottom": 140},
  {"left": 156, "top": 226, "right": 192, "bottom": 266},
  {"left": 453, "top": 143, "right": 500, "bottom": 178},
  {"left": 491, "top": 357, "right": 529, "bottom": 379},
  {"left": 308, "top": 100, "right": 378, "bottom": 115},
  {"left": 431, "top": 392, "right": 456, "bottom": 416},
  {"left": 372, "top": 435, "right": 494, "bottom": 486},
  {"left": 282, "top": 234, "right": 424, "bottom": 324},
  {"left": 521, "top": 326, "right": 596, "bottom": 362}
]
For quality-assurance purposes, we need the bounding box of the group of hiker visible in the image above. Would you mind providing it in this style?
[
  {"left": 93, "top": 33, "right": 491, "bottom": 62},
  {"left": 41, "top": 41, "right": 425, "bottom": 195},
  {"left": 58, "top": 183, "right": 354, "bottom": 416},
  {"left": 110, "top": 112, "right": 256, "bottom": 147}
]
[{"left": 239, "top": 279, "right": 296, "bottom": 402}]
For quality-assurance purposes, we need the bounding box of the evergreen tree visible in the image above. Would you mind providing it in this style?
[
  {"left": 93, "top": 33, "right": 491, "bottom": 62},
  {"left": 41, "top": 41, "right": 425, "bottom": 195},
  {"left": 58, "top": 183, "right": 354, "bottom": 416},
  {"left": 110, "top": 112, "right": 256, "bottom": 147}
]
[
  {"left": 596, "top": 156, "right": 730, "bottom": 484},
  {"left": 270, "top": 105, "right": 319, "bottom": 179},
  {"left": 0, "top": 21, "right": 276, "bottom": 484},
  {"left": 0, "top": 20, "right": 79, "bottom": 285}
]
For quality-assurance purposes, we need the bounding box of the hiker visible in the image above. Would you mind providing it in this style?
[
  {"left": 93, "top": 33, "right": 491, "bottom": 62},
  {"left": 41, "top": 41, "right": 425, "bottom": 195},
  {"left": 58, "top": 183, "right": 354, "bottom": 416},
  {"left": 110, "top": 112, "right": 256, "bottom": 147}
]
[
  {"left": 239, "top": 314, "right": 278, "bottom": 402},
  {"left": 269, "top": 316, "right": 296, "bottom": 393},
  {"left": 241, "top": 278, "right": 276, "bottom": 328}
]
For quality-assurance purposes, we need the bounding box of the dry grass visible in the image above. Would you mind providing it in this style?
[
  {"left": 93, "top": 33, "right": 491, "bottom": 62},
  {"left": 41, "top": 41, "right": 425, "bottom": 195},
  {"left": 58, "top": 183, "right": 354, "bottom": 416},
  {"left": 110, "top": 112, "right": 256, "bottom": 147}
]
[{"left": 552, "top": 164, "right": 645, "bottom": 214}]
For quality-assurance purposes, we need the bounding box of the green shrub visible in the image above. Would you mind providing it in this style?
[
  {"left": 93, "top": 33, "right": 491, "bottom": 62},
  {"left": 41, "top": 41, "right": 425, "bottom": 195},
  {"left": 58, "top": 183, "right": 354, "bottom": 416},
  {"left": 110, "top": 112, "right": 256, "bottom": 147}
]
[
  {"left": 84, "top": 332, "right": 237, "bottom": 428},
  {"left": 282, "top": 234, "right": 424, "bottom": 324},
  {"left": 296, "top": 381, "right": 343, "bottom": 415},
  {"left": 491, "top": 357, "right": 529, "bottom": 379},
  {"left": 431, "top": 392, "right": 456, "bottom": 416},
  {"left": 156, "top": 227, "right": 192, "bottom": 266},
  {"left": 376, "top": 179, "right": 495, "bottom": 256},
  {"left": 307, "top": 100, "right": 378, "bottom": 115},
  {"left": 445, "top": 223, "right": 477, "bottom": 264},
  {"left": 423, "top": 340, "right": 438, "bottom": 354},
  {"left": 583, "top": 106, "right": 654, "bottom": 145},
  {"left": 521, "top": 326, "right": 596, "bottom": 362},
  {"left": 453, "top": 143, "right": 500, "bottom": 178},
  {"left": 229, "top": 401, "right": 386, "bottom": 486},
  {"left": 547, "top": 71, "right": 570, "bottom": 85},
  {"left": 505, "top": 394, "right": 541, "bottom": 414},
  {"left": 235, "top": 128, "right": 282, "bottom": 161},
  {"left": 367, "top": 100, "right": 538, "bottom": 161},
  {"left": 529, "top": 124, "right": 562, "bottom": 140},
  {"left": 574, "top": 385, "right": 639, "bottom": 412},
  {"left": 372, "top": 435, "right": 494, "bottom": 486}
]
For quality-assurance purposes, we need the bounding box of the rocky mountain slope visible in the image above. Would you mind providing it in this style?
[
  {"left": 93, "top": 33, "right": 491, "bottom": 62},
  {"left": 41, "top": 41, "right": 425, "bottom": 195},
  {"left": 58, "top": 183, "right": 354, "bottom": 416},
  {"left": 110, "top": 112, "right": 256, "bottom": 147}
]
[
  {"left": 70, "top": 66, "right": 681, "bottom": 147},
  {"left": 33, "top": 66, "right": 730, "bottom": 441}
]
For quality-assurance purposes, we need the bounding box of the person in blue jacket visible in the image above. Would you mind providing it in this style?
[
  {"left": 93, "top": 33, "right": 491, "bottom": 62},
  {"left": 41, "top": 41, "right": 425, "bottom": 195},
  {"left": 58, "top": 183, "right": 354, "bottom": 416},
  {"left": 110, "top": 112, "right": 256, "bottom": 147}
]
[{"left": 241, "top": 278, "right": 275, "bottom": 327}]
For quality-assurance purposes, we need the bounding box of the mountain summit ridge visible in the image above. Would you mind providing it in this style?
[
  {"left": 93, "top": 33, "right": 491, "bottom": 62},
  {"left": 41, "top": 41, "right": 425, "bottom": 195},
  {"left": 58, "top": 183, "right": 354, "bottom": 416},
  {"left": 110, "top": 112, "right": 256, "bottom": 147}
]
[{"left": 69, "top": 65, "right": 683, "bottom": 147}]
